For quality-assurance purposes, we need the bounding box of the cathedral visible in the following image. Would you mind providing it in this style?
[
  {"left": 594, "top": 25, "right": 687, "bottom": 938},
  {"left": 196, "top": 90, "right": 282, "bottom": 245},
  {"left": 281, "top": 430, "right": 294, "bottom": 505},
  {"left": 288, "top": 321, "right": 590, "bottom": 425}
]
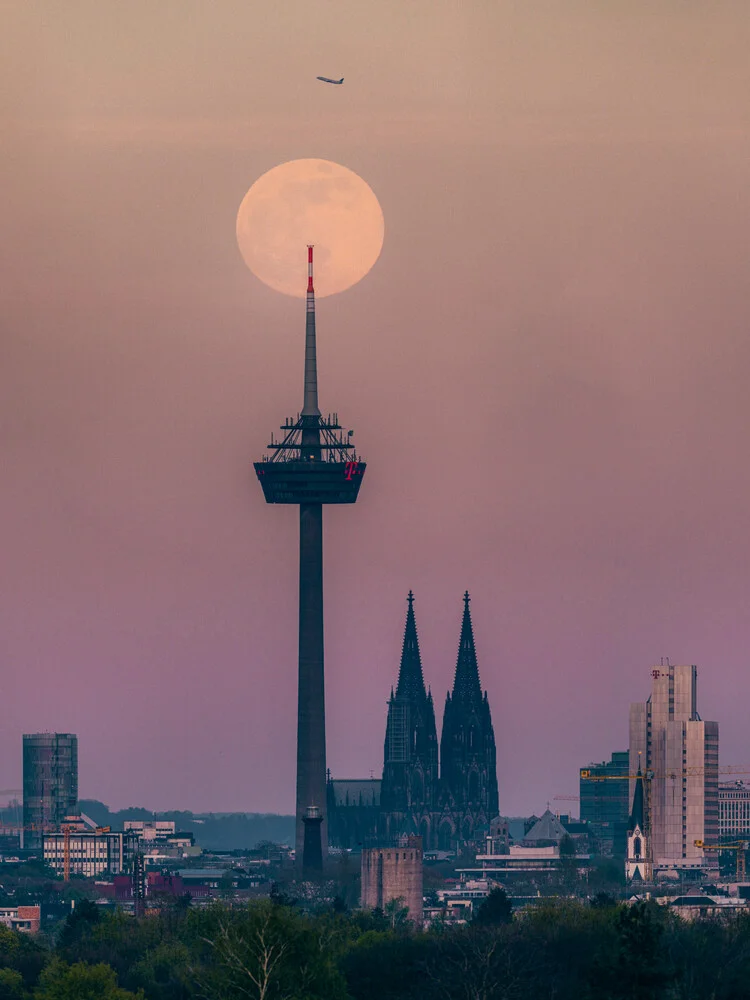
[{"left": 328, "top": 591, "right": 499, "bottom": 852}]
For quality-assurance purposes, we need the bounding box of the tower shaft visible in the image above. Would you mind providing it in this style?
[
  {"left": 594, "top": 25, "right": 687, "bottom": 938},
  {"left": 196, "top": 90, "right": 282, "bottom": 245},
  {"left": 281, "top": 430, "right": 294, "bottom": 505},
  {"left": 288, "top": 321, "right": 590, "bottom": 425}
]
[
  {"left": 254, "top": 245, "right": 366, "bottom": 872},
  {"left": 296, "top": 501, "right": 327, "bottom": 862}
]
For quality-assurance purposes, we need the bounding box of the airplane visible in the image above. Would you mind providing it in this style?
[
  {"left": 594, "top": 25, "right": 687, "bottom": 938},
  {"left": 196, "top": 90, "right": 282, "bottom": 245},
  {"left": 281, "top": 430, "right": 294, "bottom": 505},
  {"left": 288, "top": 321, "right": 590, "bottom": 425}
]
[{"left": 317, "top": 76, "right": 344, "bottom": 85}]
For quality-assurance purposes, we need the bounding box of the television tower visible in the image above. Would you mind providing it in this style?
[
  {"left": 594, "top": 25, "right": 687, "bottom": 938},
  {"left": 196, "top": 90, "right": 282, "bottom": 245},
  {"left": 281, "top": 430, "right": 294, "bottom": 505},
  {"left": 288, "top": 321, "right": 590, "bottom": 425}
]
[{"left": 254, "top": 247, "right": 366, "bottom": 869}]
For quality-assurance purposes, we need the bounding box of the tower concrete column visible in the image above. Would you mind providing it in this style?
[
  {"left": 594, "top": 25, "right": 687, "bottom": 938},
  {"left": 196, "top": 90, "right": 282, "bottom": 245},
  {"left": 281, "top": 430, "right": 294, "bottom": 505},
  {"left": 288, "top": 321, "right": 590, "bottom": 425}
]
[{"left": 296, "top": 501, "right": 327, "bottom": 864}]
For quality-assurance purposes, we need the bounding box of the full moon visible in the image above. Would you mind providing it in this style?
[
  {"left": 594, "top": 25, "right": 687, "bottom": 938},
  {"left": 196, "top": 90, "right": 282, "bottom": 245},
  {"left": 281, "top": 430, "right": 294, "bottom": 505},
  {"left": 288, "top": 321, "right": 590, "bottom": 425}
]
[{"left": 236, "top": 159, "right": 385, "bottom": 298}]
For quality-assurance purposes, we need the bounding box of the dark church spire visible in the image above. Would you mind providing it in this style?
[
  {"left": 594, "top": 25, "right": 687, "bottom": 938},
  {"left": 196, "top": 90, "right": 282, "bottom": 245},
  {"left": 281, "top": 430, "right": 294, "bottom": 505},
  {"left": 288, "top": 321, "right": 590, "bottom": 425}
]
[
  {"left": 395, "top": 591, "right": 427, "bottom": 702},
  {"left": 451, "top": 592, "right": 483, "bottom": 703},
  {"left": 629, "top": 766, "right": 645, "bottom": 831}
]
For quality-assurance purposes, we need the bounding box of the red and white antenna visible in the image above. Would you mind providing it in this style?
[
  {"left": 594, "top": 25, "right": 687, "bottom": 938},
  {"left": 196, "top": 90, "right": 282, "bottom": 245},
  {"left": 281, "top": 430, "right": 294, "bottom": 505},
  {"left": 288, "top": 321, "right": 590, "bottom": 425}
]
[{"left": 302, "top": 245, "right": 320, "bottom": 416}]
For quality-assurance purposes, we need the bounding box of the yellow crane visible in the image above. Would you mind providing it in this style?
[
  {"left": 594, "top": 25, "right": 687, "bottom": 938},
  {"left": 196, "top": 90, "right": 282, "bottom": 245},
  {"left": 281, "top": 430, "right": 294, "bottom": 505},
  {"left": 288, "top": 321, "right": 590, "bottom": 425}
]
[
  {"left": 581, "top": 764, "right": 750, "bottom": 880},
  {"left": 62, "top": 825, "right": 73, "bottom": 882},
  {"left": 694, "top": 840, "right": 749, "bottom": 882}
]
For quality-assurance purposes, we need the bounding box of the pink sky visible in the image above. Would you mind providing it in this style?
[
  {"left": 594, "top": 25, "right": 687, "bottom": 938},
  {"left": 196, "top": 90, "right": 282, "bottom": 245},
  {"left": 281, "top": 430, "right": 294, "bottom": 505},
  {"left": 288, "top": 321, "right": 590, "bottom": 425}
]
[{"left": 2, "top": 2, "right": 750, "bottom": 814}]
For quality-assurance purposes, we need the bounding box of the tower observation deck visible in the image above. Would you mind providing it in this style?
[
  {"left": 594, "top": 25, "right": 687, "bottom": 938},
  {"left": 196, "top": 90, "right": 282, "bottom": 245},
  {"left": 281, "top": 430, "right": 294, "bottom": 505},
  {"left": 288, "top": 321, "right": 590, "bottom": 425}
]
[{"left": 254, "top": 246, "right": 366, "bottom": 869}]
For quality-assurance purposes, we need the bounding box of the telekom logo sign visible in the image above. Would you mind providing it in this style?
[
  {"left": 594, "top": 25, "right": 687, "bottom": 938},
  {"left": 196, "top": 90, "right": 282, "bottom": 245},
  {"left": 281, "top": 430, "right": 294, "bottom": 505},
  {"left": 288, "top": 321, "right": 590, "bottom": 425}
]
[{"left": 344, "top": 461, "right": 359, "bottom": 481}]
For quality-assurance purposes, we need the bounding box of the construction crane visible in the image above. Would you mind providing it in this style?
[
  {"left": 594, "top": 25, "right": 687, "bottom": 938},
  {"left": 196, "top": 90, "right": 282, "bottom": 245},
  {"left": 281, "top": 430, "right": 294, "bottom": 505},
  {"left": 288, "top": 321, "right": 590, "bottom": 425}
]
[
  {"left": 62, "top": 825, "right": 73, "bottom": 882},
  {"left": 582, "top": 765, "right": 750, "bottom": 781},
  {"left": 581, "top": 763, "right": 750, "bottom": 879},
  {"left": 695, "top": 840, "right": 749, "bottom": 882}
]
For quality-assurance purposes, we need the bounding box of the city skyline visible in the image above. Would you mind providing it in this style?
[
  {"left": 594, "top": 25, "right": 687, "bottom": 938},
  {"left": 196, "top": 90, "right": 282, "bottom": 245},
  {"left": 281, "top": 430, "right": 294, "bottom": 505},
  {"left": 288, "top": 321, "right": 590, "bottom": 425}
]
[{"left": 2, "top": 3, "right": 750, "bottom": 815}]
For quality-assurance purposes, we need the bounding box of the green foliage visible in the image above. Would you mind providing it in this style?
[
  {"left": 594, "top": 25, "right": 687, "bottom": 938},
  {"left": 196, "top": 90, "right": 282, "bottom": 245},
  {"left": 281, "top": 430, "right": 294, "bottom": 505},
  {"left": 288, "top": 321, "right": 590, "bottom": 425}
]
[
  {"left": 0, "top": 968, "right": 24, "bottom": 1000},
  {"left": 34, "top": 960, "right": 143, "bottom": 1000},
  {"left": 128, "top": 941, "right": 192, "bottom": 1000},
  {"left": 383, "top": 897, "right": 410, "bottom": 928},
  {"left": 56, "top": 900, "right": 101, "bottom": 953},
  {"left": 473, "top": 887, "right": 513, "bottom": 926},
  {"left": 0, "top": 923, "right": 49, "bottom": 989},
  {"left": 4, "top": 883, "right": 750, "bottom": 1000},
  {"left": 340, "top": 930, "right": 431, "bottom": 1000},
  {"left": 559, "top": 833, "right": 577, "bottom": 857},
  {"left": 187, "top": 900, "right": 348, "bottom": 1000},
  {"left": 589, "top": 857, "right": 626, "bottom": 894}
]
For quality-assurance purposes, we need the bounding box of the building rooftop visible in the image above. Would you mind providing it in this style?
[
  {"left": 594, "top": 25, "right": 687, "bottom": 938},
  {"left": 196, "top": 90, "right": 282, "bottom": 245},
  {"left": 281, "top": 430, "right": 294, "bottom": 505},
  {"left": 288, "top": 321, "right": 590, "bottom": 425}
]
[
  {"left": 329, "top": 779, "right": 381, "bottom": 807},
  {"left": 524, "top": 810, "right": 568, "bottom": 844}
]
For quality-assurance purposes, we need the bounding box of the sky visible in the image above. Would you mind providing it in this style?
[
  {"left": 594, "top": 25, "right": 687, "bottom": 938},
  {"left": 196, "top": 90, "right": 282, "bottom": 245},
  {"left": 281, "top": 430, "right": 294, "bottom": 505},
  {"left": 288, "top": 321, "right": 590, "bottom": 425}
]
[{"left": 2, "top": 1, "right": 750, "bottom": 815}]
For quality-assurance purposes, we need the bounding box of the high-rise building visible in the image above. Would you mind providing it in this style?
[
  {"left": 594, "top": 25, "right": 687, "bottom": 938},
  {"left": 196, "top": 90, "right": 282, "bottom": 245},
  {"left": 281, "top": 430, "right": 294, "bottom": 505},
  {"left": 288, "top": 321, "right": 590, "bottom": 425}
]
[
  {"left": 438, "top": 593, "right": 499, "bottom": 848},
  {"left": 254, "top": 247, "right": 365, "bottom": 869},
  {"left": 579, "top": 751, "right": 629, "bottom": 857},
  {"left": 22, "top": 733, "right": 78, "bottom": 850},
  {"left": 629, "top": 664, "right": 719, "bottom": 877},
  {"left": 380, "top": 592, "right": 439, "bottom": 846}
]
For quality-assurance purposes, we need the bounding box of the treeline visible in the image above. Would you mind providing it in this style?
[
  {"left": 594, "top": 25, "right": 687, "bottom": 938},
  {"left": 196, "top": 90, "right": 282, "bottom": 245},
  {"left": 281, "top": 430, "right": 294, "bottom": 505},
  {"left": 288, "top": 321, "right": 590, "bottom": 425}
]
[
  {"left": 3, "top": 894, "right": 750, "bottom": 999},
  {"left": 77, "top": 801, "right": 295, "bottom": 850}
]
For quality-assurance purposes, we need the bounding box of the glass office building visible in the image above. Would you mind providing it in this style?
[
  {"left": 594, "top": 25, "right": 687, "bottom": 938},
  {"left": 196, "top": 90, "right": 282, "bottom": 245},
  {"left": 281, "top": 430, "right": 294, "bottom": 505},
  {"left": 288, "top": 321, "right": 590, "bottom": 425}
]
[{"left": 22, "top": 733, "right": 78, "bottom": 850}]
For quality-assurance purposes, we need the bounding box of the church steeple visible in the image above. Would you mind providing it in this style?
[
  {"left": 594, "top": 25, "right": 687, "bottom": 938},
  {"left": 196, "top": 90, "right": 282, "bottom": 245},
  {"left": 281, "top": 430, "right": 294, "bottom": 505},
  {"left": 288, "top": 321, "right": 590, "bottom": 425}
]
[
  {"left": 626, "top": 766, "right": 650, "bottom": 882},
  {"left": 451, "top": 592, "right": 483, "bottom": 704},
  {"left": 629, "top": 767, "right": 645, "bottom": 832},
  {"left": 396, "top": 591, "right": 427, "bottom": 702}
]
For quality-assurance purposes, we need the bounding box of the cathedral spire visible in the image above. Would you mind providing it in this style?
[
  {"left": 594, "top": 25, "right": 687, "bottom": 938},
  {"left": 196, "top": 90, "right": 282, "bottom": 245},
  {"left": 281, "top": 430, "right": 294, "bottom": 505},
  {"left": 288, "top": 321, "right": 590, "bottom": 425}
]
[
  {"left": 452, "top": 592, "right": 483, "bottom": 703},
  {"left": 395, "top": 591, "right": 427, "bottom": 702}
]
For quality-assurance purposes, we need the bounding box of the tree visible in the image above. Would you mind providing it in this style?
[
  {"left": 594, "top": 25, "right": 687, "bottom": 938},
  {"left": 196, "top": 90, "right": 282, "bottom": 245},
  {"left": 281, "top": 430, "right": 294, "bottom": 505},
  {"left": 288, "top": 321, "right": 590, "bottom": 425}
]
[
  {"left": 590, "top": 902, "right": 676, "bottom": 1000},
  {"left": 383, "top": 897, "right": 410, "bottom": 929},
  {"left": 218, "top": 872, "right": 236, "bottom": 900},
  {"left": 56, "top": 899, "right": 101, "bottom": 953},
  {"left": 188, "top": 901, "right": 348, "bottom": 1000},
  {"left": 473, "top": 887, "right": 513, "bottom": 926},
  {"left": 34, "top": 960, "right": 144, "bottom": 1000},
  {"left": 0, "top": 969, "right": 24, "bottom": 1000},
  {"left": 0, "top": 923, "right": 49, "bottom": 990},
  {"left": 129, "top": 942, "right": 192, "bottom": 1000}
]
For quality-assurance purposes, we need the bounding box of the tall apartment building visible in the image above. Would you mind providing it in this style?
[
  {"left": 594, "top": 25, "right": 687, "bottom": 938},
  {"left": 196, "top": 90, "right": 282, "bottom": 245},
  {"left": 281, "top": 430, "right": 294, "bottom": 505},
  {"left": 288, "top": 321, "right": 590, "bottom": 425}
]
[
  {"left": 629, "top": 664, "right": 718, "bottom": 876},
  {"left": 719, "top": 782, "right": 750, "bottom": 842},
  {"left": 22, "top": 734, "right": 78, "bottom": 850}
]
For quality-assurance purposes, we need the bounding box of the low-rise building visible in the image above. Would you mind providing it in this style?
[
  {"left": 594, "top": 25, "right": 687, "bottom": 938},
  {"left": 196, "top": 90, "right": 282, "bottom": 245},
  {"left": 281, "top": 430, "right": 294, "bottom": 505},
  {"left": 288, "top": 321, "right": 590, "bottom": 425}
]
[
  {"left": 124, "top": 821, "right": 199, "bottom": 859},
  {"left": 660, "top": 894, "right": 749, "bottom": 921},
  {"left": 0, "top": 905, "right": 40, "bottom": 933},
  {"left": 460, "top": 843, "right": 587, "bottom": 877},
  {"left": 719, "top": 782, "right": 750, "bottom": 842},
  {"left": 44, "top": 820, "right": 139, "bottom": 878}
]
